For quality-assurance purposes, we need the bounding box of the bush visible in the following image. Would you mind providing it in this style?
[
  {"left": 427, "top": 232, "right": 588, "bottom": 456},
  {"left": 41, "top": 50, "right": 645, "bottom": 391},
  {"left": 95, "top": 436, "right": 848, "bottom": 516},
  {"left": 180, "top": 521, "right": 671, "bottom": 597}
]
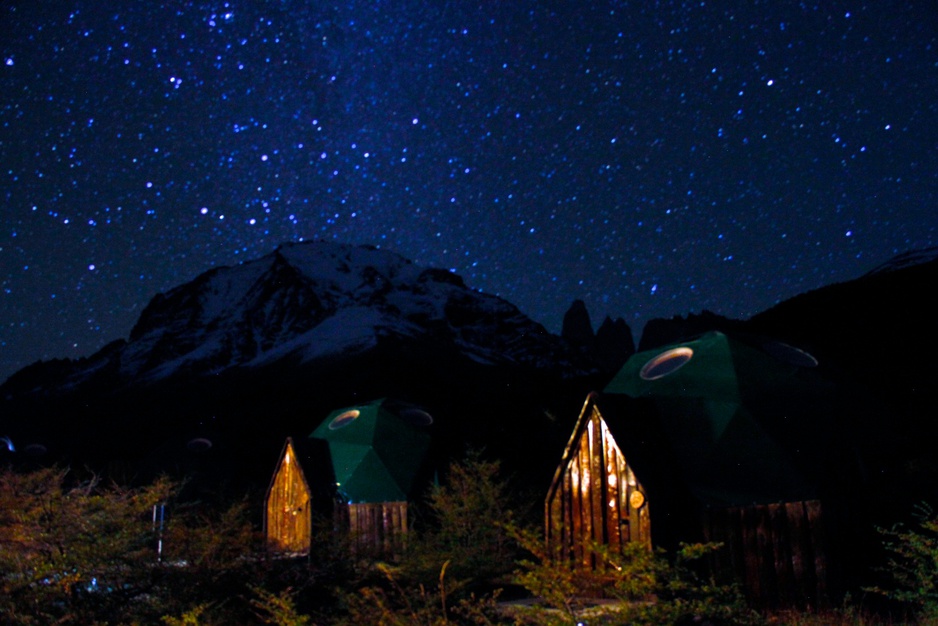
[
  {"left": 327, "top": 453, "right": 517, "bottom": 625},
  {"left": 333, "top": 561, "right": 503, "bottom": 626},
  {"left": 0, "top": 467, "right": 175, "bottom": 624},
  {"left": 400, "top": 452, "right": 519, "bottom": 590},
  {"left": 508, "top": 525, "right": 761, "bottom": 626},
  {"left": 0, "top": 467, "right": 278, "bottom": 624},
  {"left": 866, "top": 503, "right": 938, "bottom": 622},
  {"left": 249, "top": 586, "right": 314, "bottom": 626}
]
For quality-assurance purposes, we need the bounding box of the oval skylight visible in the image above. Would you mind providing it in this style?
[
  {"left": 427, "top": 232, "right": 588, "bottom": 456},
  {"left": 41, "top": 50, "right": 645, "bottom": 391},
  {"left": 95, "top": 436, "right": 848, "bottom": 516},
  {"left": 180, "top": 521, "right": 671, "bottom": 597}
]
[
  {"left": 760, "top": 341, "right": 819, "bottom": 368},
  {"left": 23, "top": 443, "right": 48, "bottom": 457},
  {"left": 329, "top": 409, "right": 361, "bottom": 430},
  {"left": 186, "top": 437, "right": 213, "bottom": 452},
  {"left": 399, "top": 408, "right": 434, "bottom": 426},
  {"left": 640, "top": 347, "right": 694, "bottom": 380}
]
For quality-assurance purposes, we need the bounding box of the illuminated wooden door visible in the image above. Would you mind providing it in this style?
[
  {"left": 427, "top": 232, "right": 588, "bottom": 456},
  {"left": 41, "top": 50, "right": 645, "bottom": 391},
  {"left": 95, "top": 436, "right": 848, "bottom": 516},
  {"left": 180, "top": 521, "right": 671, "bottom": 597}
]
[
  {"left": 547, "top": 402, "right": 651, "bottom": 566},
  {"left": 266, "top": 440, "right": 312, "bottom": 554}
]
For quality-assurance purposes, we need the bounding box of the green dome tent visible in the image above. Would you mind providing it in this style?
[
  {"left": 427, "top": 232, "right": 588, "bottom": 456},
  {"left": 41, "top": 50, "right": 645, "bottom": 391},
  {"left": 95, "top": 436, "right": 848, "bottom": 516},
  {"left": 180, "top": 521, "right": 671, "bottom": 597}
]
[
  {"left": 604, "top": 331, "right": 829, "bottom": 506},
  {"left": 310, "top": 398, "right": 432, "bottom": 505}
]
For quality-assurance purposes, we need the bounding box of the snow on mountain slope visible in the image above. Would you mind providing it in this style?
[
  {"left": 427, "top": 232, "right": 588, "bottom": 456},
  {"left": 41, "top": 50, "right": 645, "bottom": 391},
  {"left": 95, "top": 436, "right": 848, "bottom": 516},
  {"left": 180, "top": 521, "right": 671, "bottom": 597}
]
[
  {"left": 247, "top": 306, "right": 407, "bottom": 368},
  {"left": 862, "top": 245, "right": 938, "bottom": 277},
  {"left": 36, "top": 241, "right": 588, "bottom": 387}
]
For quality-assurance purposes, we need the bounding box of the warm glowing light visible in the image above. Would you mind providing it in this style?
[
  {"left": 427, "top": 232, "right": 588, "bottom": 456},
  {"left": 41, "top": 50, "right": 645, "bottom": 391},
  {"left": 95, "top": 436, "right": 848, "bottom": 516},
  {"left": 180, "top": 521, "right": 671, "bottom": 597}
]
[
  {"left": 640, "top": 347, "right": 694, "bottom": 380},
  {"left": 329, "top": 409, "right": 361, "bottom": 430}
]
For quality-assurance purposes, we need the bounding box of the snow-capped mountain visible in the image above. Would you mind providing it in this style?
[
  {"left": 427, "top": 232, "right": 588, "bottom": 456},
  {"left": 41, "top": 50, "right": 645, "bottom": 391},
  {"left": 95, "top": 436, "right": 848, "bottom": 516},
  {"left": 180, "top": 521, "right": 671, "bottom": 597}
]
[
  {"left": 3, "top": 242, "right": 938, "bottom": 505},
  {"left": 10, "top": 241, "right": 598, "bottom": 392},
  {"left": 0, "top": 242, "right": 619, "bottom": 491}
]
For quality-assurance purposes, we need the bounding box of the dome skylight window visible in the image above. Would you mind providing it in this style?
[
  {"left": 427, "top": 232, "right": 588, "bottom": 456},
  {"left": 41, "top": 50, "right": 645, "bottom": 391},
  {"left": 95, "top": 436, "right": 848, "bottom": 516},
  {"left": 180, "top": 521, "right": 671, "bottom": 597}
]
[
  {"left": 640, "top": 347, "right": 694, "bottom": 380},
  {"left": 760, "top": 341, "right": 819, "bottom": 368},
  {"left": 329, "top": 409, "right": 361, "bottom": 430},
  {"left": 186, "top": 437, "right": 213, "bottom": 451},
  {"left": 399, "top": 408, "right": 434, "bottom": 426}
]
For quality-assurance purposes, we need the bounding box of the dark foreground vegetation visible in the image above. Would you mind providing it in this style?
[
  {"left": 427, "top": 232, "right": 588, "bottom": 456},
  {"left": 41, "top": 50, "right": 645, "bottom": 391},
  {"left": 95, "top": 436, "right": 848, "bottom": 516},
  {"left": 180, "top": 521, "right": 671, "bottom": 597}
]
[{"left": 1, "top": 459, "right": 935, "bottom": 625}]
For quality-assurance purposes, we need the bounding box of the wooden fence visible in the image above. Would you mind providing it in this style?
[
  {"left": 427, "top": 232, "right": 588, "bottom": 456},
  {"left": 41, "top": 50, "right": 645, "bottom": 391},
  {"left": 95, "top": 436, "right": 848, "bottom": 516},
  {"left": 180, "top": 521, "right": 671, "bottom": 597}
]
[
  {"left": 336, "top": 501, "right": 409, "bottom": 556},
  {"left": 702, "top": 499, "right": 829, "bottom": 610}
]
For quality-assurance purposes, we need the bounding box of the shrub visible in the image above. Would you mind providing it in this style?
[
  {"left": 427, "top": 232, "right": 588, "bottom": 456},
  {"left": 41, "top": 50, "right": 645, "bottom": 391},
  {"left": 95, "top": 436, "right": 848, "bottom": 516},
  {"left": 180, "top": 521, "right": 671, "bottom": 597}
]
[
  {"left": 333, "top": 562, "right": 502, "bottom": 626},
  {"left": 250, "top": 586, "right": 314, "bottom": 626},
  {"left": 0, "top": 467, "right": 280, "bottom": 624},
  {"left": 866, "top": 503, "right": 938, "bottom": 622},
  {"left": 328, "top": 453, "right": 517, "bottom": 625},
  {"left": 400, "top": 452, "right": 519, "bottom": 591},
  {"left": 508, "top": 524, "right": 760, "bottom": 626},
  {"left": 0, "top": 467, "right": 175, "bottom": 624}
]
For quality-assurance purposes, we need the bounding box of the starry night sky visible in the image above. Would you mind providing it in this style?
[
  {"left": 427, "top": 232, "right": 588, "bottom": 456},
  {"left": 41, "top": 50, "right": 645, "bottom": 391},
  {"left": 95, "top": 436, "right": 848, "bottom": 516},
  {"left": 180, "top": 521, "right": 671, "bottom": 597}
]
[{"left": 1, "top": 1, "right": 936, "bottom": 382}]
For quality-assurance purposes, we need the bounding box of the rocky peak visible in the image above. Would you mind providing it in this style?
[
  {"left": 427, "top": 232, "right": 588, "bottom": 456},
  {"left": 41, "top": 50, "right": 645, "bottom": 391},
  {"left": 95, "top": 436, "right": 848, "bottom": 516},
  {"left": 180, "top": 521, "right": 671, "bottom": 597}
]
[
  {"left": 595, "top": 316, "right": 635, "bottom": 372},
  {"left": 638, "top": 310, "right": 745, "bottom": 351},
  {"left": 561, "top": 299, "right": 595, "bottom": 351},
  {"left": 560, "top": 300, "right": 635, "bottom": 374}
]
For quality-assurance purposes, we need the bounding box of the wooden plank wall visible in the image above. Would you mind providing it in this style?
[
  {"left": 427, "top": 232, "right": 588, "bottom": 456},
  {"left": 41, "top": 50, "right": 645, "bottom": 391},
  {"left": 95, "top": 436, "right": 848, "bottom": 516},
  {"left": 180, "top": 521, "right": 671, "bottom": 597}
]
[
  {"left": 346, "top": 501, "right": 409, "bottom": 556},
  {"left": 546, "top": 406, "right": 651, "bottom": 566},
  {"left": 544, "top": 402, "right": 829, "bottom": 611},
  {"left": 702, "top": 500, "right": 829, "bottom": 610},
  {"left": 266, "top": 443, "right": 312, "bottom": 554}
]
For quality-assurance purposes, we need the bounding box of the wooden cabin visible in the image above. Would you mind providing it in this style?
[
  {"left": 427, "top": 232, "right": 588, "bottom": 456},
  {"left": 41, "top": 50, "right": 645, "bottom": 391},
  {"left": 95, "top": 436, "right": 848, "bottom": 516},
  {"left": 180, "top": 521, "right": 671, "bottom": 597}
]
[
  {"left": 549, "top": 332, "right": 846, "bottom": 609},
  {"left": 264, "top": 399, "right": 433, "bottom": 557},
  {"left": 264, "top": 437, "right": 313, "bottom": 554},
  {"left": 547, "top": 391, "right": 831, "bottom": 610},
  {"left": 311, "top": 400, "right": 431, "bottom": 555},
  {"left": 264, "top": 434, "right": 413, "bottom": 556},
  {"left": 546, "top": 393, "right": 651, "bottom": 567}
]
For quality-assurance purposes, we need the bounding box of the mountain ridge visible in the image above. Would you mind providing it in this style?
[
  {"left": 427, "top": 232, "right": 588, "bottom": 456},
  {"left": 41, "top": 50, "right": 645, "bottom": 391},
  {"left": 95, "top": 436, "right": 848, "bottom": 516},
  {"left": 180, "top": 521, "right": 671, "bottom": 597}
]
[
  {"left": 3, "top": 242, "right": 938, "bottom": 503},
  {"left": 0, "top": 241, "right": 622, "bottom": 488},
  {"left": 3, "top": 241, "right": 611, "bottom": 397}
]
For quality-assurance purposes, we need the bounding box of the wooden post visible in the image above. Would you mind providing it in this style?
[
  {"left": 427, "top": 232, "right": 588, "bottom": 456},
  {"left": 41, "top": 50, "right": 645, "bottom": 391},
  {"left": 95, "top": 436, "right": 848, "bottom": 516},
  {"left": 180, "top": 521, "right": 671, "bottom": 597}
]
[
  {"left": 787, "top": 501, "right": 811, "bottom": 610},
  {"left": 805, "top": 500, "right": 828, "bottom": 608},
  {"left": 768, "top": 502, "right": 796, "bottom": 608}
]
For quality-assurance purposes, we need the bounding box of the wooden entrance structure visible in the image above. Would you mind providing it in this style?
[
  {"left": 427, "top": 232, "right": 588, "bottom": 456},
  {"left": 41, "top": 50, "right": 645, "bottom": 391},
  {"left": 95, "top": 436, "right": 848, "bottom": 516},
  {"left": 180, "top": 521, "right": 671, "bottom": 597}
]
[
  {"left": 546, "top": 393, "right": 651, "bottom": 565},
  {"left": 265, "top": 437, "right": 313, "bottom": 554}
]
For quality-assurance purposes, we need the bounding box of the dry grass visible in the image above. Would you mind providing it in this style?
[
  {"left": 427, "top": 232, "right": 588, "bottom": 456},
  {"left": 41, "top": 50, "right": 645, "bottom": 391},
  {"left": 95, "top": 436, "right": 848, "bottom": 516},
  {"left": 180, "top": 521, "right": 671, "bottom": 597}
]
[{"left": 765, "top": 608, "right": 916, "bottom": 626}]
